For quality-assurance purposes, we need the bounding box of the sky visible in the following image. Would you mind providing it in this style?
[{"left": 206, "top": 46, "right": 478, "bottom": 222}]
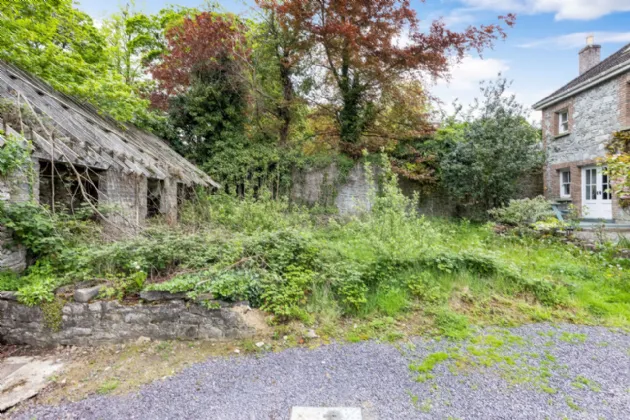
[{"left": 76, "top": 0, "right": 630, "bottom": 122}]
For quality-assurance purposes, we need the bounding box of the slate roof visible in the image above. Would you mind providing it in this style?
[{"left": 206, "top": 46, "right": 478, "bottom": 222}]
[
  {"left": 0, "top": 61, "right": 218, "bottom": 187},
  {"left": 534, "top": 43, "right": 630, "bottom": 109}
]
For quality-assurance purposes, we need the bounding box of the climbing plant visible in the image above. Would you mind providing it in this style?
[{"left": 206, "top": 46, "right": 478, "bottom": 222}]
[{"left": 604, "top": 130, "right": 630, "bottom": 208}]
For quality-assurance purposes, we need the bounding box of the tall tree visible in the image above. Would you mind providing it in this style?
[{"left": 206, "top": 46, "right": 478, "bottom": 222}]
[
  {"left": 439, "top": 78, "right": 543, "bottom": 216},
  {"left": 254, "top": 2, "right": 312, "bottom": 146},
  {"left": 149, "top": 12, "right": 249, "bottom": 110},
  {"left": 0, "top": 0, "right": 151, "bottom": 123},
  {"left": 265, "top": 0, "right": 515, "bottom": 147},
  {"left": 149, "top": 12, "right": 250, "bottom": 163},
  {"left": 102, "top": 3, "right": 206, "bottom": 88}
]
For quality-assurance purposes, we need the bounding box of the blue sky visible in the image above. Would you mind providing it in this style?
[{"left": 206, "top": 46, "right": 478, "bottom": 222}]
[{"left": 77, "top": 0, "right": 630, "bottom": 122}]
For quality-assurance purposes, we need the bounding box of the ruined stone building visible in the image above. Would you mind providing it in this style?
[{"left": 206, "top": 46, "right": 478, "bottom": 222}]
[
  {"left": 0, "top": 62, "right": 218, "bottom": 271},
  {"left": 534, "top": 37, "right": 630, "bottom": 221}
]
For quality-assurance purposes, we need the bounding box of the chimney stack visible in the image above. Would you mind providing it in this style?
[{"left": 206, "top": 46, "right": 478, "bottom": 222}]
[{"left": 579, "top": 35, "right": 601, "bottom": 75}]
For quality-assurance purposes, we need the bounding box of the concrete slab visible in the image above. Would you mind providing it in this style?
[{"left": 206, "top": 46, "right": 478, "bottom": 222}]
[
  {"left": 0, "top": 356, "right": 63, "bottom": 412},
  {"left": 290, "top": 407, "right": 363, "bottom": 420}
]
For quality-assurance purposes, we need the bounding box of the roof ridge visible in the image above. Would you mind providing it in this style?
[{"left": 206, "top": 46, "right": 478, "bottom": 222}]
[{"left": 535, "top": 42, "right": 630, "bottom": 109}]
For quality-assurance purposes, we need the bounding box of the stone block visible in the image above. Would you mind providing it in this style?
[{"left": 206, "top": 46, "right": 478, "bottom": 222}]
[
  {"left": 124, "top": 312, "right": 149, "bottom": 324},
  {"left": 0, "top": 291, "right": 18, "bottom": 301},
  {"left": 74, "top": 285, "right": 103, "bottom": 303},
  {"left": 88, "top": 302, "right": 103, "bottom": 313},
  {"left": 140, "top": 290, "right": 187, "bottom": 301}
]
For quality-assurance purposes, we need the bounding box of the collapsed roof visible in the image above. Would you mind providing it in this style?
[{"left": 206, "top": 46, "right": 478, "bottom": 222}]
[{"left": 0, "top": 61, "right": 218, "bottom": 188}]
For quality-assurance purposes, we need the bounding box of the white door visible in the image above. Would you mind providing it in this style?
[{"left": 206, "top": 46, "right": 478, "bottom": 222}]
[{"left": 582, "top": 166, "right": 612, "bottom": 220}]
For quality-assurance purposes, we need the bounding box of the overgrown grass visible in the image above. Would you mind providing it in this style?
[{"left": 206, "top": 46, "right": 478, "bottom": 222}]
[{"left": 2, "top": 156, "right": 630, "bottom": 335}]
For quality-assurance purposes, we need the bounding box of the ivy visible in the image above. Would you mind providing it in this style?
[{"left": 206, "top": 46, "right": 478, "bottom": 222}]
[{"left": 604, "top": 131, "right": 630, "bottom": 208}]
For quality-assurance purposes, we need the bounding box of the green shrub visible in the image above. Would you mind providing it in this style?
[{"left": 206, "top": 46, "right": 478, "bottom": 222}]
[
  {"left": 488, "top": 196, "right": 556, "bottom": 227},
  {"left": 17, "top": 279, "right": 56, "bottom": 306},
  {"left": 260, "top": 266, "right": 314, "bottom": 318},
  {"left": 0, "top": 201, "right": 64, "bottom": 257},
  {"left": 0, "top": 270, "right": 22, "bottom": 291},
  {"left": 406, "top": 272, "right": 447, "bottom": 304}
]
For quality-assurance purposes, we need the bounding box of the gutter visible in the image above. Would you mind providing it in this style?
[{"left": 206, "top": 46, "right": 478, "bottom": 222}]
[{"left": 533, "top": 61, "right": 630, "bottom": 110}]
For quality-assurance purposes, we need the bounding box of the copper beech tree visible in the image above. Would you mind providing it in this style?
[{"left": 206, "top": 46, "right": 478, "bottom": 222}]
[
  {"left": 262, "top": 0, "right": 515, "bottom": 149},
  {"left": 149, "top": 12, "right": 250, "bottom": 110}
]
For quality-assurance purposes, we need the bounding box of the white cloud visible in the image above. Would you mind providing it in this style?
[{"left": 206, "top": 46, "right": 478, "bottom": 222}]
[
  {"left": 430, "top": 55, "right": 509, "bottom": 114},
  {"left": 420, "top": 8, "right": 480, "bottom": 29},
  {"left": 430, "top": 56, "right": 549, "bottom": 123},
  {"left": 461, "top": 0, "right": 630, "bottom": 20},
  {"left": 435, "top": 55, "right": 510, "bottom": 91},
  {"left": 519, "top": 31, "right": 630, "bottom": 49}
]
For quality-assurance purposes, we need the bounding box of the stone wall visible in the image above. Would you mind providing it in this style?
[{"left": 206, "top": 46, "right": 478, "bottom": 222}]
[
  {"left": 159, "top": 177, "right": 178, "bottom": 224},
  {"left": 0, "top": 298, "right": 256, "bottom": 347},
  {"left": 293, "top": 163, "right": 543, "bottom": 218},
  {"left": 334, "top": 164, "right": 374, "bottom": 215},
  {"left": 99, "top": 170, "right": 148, "bottom": 236}
]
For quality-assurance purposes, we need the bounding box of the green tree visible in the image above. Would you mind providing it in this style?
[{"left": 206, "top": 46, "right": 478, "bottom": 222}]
[
  {"left": 0, "top": 0, "right": 151, "bottom": 124},
  {"left": 439, "top": 78, "right": 543, "bottom": 217}
]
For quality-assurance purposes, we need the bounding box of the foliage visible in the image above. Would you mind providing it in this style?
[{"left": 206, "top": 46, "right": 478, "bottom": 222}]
[
  {"left": 149, "top": 12, "right": 249, "bottom": 109},
  {"left": 6, "top": 175, "right": 630, "bottom": 332},
  {"left": 260, "top": 266, "right": 314, "bottom": 318},
  {"left": 0, "top": 132, "right": 31, "bottom": 177},
  {"left": 0, "top": 0, "right": 154, "bottom": 125},
  {"left": 265, "top": 0, "right": 514, "bottom": 147},
  {"left": 17, "top": 278, "right": 56, "bottom": 306},
  {"left": 41, "top": 297, "right": 64, "bottom": 332},
  {"left": 604, "top": 131, "right": 630, "bottom": 208},
  {"left": 488, "top": 196, "right": 556, "bottom": 227},
  {"left": 0, "top": 201, "right": 65, "bottom": 257},
  {"left": 438, "top": 78, "right": 544, "bottom": 217}
]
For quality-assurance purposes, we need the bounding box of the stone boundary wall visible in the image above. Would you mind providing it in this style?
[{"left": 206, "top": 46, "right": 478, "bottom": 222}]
[
  {"left": 0, "top": 298, "right": 256, "bottom": 347},
  {"left": 292, "top": 163, "right": 544, "bottom": 218}
]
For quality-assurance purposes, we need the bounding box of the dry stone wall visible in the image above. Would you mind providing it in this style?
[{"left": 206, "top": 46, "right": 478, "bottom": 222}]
[
  {"left": 293, "top": 163, "right": 543, "bottom": 218},
  {"left": 0, "top": 298, "right": 256, "bottom": 347}
]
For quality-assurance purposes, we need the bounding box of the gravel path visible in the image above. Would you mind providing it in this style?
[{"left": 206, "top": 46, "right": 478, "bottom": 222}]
[{"left": 11, "top": 324, "right": 630, "bottom": 420}]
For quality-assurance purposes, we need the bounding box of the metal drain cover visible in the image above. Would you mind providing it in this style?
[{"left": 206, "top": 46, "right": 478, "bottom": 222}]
[{"left": 290, "top": 407, "right": 362, "bottom": 420}]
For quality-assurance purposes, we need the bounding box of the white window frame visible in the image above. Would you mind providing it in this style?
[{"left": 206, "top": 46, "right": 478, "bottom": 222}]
[
  {"left": 560, "top": 170, "right": 571, "bottom": 198},
  {"left": 558, "top": 110, "right": 569, "bottom": 134}
]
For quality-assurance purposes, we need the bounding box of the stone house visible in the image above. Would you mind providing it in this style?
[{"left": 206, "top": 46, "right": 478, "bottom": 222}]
[
  {"left": 533, "top": 37, "right": 630, "bottom": 221},
  {"left": 0, "top": 62, "right": 218, "bottom": 271}
]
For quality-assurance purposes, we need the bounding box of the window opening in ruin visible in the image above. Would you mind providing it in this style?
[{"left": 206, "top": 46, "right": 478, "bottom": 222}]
[{"left": 39, "top": 161, "right": 100, "bottom": 215}]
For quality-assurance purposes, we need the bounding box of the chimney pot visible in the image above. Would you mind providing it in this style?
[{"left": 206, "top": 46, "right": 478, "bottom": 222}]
[{"left": 579, "top": 36, "right": 601, "bottom": 75}]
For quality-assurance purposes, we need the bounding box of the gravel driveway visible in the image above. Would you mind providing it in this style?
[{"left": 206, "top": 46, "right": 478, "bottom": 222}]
[{"left": 11, "top": 324, "right": 630, "bottom": 420}]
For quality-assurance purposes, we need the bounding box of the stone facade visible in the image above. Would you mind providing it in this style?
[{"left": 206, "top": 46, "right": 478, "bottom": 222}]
[
  {"left": 541, "top": 72, "right": 630, "bottom": 221},
  {"left": 98, "top": 170, "right": 148, "bottom": 234},
  {"left": 0, "top": 299, "right": 256, "bottom": 347},
  {"left": 159, "top": 177, "right": 179, "bottom": 224},
  {"left": 579, "top": 44, "right": 601, "bottom": 75}
]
